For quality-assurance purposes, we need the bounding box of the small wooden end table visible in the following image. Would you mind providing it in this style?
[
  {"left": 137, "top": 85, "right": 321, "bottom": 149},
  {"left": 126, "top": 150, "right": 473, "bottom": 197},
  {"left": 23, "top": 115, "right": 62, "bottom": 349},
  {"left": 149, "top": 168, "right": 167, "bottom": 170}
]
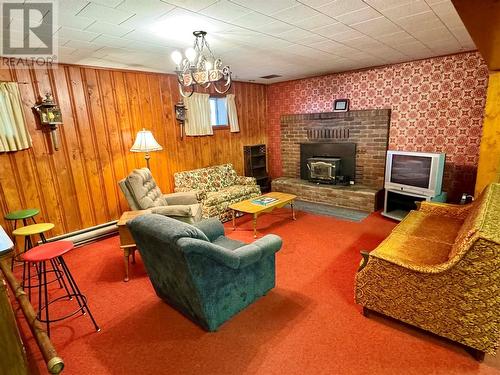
[
  {"left": 229, "top": 192, "right": 297, "bottom": 238},
  {"left": 116, "top": 210, "right": 150, "bottom": 282}
]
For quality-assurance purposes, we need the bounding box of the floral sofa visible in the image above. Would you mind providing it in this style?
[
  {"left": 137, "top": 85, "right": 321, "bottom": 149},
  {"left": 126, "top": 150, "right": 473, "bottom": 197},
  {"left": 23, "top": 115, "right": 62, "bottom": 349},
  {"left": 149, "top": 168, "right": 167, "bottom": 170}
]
[
  {"left": 174, "top": 163, "right": 261, "bottom": 222},
  {"left": 355, "top": 183, "right": 500, "bottom": 359}
]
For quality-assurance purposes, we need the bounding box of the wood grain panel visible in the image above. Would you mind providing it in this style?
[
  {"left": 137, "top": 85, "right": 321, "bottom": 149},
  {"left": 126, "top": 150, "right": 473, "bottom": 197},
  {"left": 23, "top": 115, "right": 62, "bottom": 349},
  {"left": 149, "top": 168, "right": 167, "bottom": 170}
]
[{"left": 0, "top": 63, "right": 267, "bottom": 236}]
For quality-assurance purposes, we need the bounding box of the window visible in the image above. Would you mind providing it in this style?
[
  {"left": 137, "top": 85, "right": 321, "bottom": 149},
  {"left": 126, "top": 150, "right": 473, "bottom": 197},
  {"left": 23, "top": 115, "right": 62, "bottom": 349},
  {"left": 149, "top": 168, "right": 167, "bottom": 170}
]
[{"left": 209, "top": 96, "right": 228, "bottom": 127}]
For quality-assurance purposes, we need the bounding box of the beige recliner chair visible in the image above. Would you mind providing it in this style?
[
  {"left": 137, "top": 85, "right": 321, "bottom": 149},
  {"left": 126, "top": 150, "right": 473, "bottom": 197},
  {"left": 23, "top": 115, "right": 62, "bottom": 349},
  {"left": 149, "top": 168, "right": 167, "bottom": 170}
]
[{"left": 118, "top": 168, "right": 202, "bottom": 223}]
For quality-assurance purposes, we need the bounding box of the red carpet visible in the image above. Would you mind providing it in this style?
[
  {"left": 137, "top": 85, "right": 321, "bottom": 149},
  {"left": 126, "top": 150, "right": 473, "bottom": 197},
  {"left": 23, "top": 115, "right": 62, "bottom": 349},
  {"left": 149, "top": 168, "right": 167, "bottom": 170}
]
[{"left": 16, "top": 209, "right": 500, "bottom": 374}]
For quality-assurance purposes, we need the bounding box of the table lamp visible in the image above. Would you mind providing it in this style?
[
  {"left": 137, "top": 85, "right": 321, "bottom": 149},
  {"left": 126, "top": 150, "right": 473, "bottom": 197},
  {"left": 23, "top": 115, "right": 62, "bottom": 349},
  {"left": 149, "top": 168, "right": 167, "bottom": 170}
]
[
  {"left": 0, "top": 225, "right": 14, "bottom": 257},
  {"left": 130, "top": 129, "right": 163, "bottom": 170}
]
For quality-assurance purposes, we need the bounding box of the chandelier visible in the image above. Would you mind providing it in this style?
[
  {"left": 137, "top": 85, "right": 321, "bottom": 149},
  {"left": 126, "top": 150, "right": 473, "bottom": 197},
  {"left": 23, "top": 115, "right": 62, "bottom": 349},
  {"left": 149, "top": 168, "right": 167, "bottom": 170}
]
[{"left": 171, "top": 31, "right": 232, "bottom": 98}]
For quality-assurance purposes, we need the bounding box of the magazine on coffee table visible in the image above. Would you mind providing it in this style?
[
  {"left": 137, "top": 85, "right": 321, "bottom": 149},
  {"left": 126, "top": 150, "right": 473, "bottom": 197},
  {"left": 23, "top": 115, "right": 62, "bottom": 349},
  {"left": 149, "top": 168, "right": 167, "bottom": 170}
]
[{"left": 251, "top": 197, "right": 278, "bottom": 206}]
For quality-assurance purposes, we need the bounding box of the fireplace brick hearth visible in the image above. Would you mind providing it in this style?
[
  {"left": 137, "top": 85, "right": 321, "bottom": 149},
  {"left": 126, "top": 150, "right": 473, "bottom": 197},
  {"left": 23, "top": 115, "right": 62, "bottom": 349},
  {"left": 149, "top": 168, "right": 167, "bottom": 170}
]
[{"left": 272, "top": 109, "right": 390, "bottom": 212}]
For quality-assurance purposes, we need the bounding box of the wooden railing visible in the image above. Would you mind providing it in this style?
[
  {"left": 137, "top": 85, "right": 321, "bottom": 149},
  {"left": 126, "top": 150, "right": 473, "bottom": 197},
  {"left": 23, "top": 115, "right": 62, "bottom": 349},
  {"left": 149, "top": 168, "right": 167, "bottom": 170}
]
[{"left": 0, "top": 260, "right": 64, "bottom": 374}]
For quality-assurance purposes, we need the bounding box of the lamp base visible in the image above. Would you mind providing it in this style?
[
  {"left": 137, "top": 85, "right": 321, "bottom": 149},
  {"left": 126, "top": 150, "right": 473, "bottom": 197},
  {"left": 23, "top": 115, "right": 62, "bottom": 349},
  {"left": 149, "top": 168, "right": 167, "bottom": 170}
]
[{"left": 145, "top": 153, "right": 151, "bottom": 170}]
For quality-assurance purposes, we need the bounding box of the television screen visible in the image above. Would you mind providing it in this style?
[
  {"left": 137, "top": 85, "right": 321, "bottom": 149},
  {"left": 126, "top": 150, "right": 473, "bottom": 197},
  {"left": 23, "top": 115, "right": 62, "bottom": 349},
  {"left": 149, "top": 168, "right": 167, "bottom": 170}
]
[{"left": 390, "top": 155, "right": 431, "bottom": 189}]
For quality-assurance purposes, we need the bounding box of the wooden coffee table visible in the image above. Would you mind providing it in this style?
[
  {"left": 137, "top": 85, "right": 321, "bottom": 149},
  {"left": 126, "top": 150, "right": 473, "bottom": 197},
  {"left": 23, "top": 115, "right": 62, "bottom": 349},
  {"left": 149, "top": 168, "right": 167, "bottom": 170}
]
[
  {"left": 229, "top": 192, "right": 297, "bottom": 238},
  {"left": 116, "top": 209, "right": 151, "bottom": 282}
]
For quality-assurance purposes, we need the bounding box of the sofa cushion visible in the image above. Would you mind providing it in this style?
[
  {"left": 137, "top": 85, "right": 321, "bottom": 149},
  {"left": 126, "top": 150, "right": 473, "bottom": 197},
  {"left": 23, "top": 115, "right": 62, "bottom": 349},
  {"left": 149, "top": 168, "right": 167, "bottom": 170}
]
[
  {"left": 204, "top": 185, "right": 261, "bottom": 207},
  {"left": 126, "top": 168, "right": 167, "bottom": 209},
  {"left": 372, "top": 232, "right": 451, "bottom": 266},
  {"left": 393, "top": 210, "right": 463, "bottom": 245},
  {"left": 212, "top": 236, "right": 246, "bottom": 250},
  {"left": 174, "top": 163, "right": 238, "bottom": 192}
]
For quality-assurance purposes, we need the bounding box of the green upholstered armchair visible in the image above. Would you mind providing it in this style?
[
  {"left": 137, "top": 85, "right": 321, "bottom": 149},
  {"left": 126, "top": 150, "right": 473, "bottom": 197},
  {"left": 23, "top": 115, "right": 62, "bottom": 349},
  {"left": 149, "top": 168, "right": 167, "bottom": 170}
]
[
  {"left": 118, "top": 168, "right": 202, "bottom": 223},
  {"left": 127, "top": 214, "right": 282, "bottom": 331}
]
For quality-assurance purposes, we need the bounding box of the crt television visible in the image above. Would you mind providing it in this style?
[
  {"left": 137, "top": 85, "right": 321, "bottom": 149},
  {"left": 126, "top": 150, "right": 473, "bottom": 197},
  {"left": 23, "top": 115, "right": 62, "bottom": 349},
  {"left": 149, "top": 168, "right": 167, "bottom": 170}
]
[{"left": 385, "top": 151, "right": 445, "bottom": 197}]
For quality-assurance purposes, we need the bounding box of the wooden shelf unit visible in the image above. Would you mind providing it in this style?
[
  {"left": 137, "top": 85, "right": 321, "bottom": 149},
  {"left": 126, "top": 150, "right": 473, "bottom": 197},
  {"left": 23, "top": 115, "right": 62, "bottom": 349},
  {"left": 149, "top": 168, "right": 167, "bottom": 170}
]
[{"left": 244, "top": 144, "right": 270, "bottom": 193}]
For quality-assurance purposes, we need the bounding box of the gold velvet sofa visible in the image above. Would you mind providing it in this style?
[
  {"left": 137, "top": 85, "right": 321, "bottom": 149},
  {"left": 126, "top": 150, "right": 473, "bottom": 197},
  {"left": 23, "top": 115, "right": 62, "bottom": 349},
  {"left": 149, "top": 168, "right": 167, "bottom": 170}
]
[{"left": 355, "top": 183, "right": 500, "bottom": 359}]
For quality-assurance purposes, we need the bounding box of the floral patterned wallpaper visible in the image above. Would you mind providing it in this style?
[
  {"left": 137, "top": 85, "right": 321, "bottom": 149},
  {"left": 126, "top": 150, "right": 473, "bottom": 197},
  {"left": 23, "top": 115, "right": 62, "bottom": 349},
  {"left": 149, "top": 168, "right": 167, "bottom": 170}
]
[{"left": 267, "top": 51, "right": 489, "bottom": 200}]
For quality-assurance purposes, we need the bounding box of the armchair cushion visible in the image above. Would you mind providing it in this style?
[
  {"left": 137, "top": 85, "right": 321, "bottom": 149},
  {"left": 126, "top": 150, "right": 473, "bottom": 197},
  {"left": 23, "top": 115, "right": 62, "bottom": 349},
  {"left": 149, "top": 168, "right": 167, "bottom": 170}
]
[
  {"left": 151, "top": 204, "right": 201, "bottom": 218},
  {"left": 125, "top": 168, "right": 167, "bottom": 209},
  {"left": 163, "top": 191, "right": 199, "bottom": 206}
]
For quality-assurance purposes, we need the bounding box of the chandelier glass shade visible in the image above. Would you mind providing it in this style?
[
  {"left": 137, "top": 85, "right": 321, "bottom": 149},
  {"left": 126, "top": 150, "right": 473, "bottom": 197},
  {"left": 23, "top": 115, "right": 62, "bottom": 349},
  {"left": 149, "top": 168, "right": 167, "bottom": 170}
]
[{"left": 171, "top": 31, "right": 232, "bottom": 97}]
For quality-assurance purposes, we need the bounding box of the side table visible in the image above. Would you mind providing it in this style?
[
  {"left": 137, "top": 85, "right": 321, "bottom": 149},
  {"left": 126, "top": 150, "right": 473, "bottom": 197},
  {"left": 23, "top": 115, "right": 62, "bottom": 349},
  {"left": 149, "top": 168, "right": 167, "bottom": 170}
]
[{"left": 116, "top": 210, "right": 150, "bottom": 282}]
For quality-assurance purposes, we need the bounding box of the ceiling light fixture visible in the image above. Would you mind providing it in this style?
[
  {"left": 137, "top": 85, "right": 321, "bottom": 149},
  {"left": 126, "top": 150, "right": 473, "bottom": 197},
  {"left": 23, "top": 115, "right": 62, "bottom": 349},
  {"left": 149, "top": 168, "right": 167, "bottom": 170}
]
[{"left": 171, "top": 31, "right": 232, "bottom": 98}]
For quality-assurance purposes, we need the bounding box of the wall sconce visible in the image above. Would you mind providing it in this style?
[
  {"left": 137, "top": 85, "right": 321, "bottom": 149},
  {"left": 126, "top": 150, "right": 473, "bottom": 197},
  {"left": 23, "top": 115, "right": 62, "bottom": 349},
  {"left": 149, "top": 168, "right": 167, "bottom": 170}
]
[
  {"left": 33, "top": 93, "right": 63, "bottom": 150},
  {"left": 174, "top": 102, "right": 187, "bottom": 140}
]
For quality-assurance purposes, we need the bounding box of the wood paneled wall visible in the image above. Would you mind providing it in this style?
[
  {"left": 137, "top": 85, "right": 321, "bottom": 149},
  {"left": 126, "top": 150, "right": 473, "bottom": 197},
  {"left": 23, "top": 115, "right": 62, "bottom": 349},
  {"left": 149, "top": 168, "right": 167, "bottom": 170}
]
[{"left": 0, "top": 64, "right": 267, "bottom": 236}]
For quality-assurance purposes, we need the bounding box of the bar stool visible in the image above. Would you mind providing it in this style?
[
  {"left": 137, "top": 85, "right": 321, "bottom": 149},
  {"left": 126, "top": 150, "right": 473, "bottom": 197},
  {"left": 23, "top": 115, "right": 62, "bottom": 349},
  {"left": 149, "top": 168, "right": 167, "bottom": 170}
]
[
  {"left": 21, "top": 241, "right": 100, "bottom": 337},
  {"left": 5, "top": 208, "right": 40, "bottom": 270},
  {"left": 4, "top": 208, "right": 40, "bottom": 229},
  {"left": 12, "top": 223, "right": 61, "bottom": 300}
]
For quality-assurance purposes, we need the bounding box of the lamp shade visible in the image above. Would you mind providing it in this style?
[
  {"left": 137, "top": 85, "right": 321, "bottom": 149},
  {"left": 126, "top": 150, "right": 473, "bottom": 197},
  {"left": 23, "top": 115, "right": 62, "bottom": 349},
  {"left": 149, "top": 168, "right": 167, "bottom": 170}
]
[
  {"left": 0, "top": 225, "right": 14, "bottom": 255},
  {"left": 130, "top": 129, "right": 163, "bottom": 153}
]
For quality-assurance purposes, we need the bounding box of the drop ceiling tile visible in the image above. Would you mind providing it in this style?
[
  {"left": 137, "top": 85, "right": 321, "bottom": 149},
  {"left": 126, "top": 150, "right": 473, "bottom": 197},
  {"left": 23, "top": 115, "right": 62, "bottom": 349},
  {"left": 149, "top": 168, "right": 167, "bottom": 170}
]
[
  {"left": 116, "top": 0, "right": 176, "bottom": 17},
  {"left": 429, "top": 1, "right": 464, "bottom": 29},
  {"left": 54, "top": 0, "right": 90, "bottom": 15},
  {"left": 289, "top": 13, "right": 335, "bottom": 29},
  {"left": 374, "top": 31, "right": 415, "bottom": 45},
  {"left": 58, "top": 14, "right": 96, "bottom": 29},
  {"left": 90, "top": 0, "right": 124, "bottom": 8},
  {"left": 201, "top": 0, "right": 253, "bottom": 22},
  {"left": 342, "top": 34, "right": 377, "bottom": 49},
  {"left": 380, "top": 1, "right": 430, "bottom": 20},
  {"left": 271, "top": 4, "right": 321, "bottom": 23},
  {"left": 276, "top": 28, "right": 320, "bottom": 43},
  {"left": 162, "top": 0, "right": 218, "bottom": 12},
  {"left": 316, "top": 0, "right": 367, "bottom": 18},
  {"left": 230, "top": 11, "right": 275, "bottom": 28},
  {"left": 56, "top": 27, "right": 101, "bottom": 42},
  {"left": 85, "top": 21, "right": 134, "bottom": 37},
  {"left": 351, "top": 16, "right": 401, "bottom": 36},
  {"left": 449, "top": 26, "right": 475, "bottom": 47},
  {"left": 334, "top": 6, "right": 381, "bottom": 25},
  {"left": 329, "top": 28, "right": 364, "bottom": 42},
  {"left": 363, "top": 0, "right": 413, "bottom": 11},
  {"left": 77, "top": 2, "right": 134, "bottom": 24},
  {"left": 297, "top": 0, "right": 336, "bottom": 8},
  {"left": 293, "top": 33, "right": 329, "bottom": 45},
  {"left": 229, "top": 0, "right": 299, "bottom": 14},
  {"left": 312, "top": 22, "right": 353, "bottom": 38},
  {"left": 64, "top": 39, "right": 103, "bottom": 51},
  {"left": 92, "top": 34, "right": 137, "bottom": 48},
  {"left": 259, "top": 20, "right": 295, "bottom": 35},
  {"left": 309, "top": 39, "right": 344, "bottom": 53}
]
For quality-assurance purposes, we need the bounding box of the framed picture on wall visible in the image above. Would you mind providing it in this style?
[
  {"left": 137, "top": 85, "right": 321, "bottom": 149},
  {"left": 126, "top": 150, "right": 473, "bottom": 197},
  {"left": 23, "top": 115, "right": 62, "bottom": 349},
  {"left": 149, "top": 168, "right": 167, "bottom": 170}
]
[{"left": 333, "top": 99, "right": 349, "bottom": 112}]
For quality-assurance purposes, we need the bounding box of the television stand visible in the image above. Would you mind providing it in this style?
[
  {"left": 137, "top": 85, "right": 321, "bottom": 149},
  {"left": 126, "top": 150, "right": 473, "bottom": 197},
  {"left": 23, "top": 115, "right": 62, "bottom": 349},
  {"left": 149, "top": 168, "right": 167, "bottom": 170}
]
[{"left": 382, "top": 189, "right": 447, "bottom": 221}]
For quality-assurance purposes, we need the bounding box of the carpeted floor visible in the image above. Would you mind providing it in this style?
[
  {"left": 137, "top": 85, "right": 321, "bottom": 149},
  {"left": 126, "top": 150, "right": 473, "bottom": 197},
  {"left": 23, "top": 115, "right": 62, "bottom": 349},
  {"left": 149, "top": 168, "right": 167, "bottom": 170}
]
[{"left": 17, "top": 209, "right": 500, "bottom": 375}]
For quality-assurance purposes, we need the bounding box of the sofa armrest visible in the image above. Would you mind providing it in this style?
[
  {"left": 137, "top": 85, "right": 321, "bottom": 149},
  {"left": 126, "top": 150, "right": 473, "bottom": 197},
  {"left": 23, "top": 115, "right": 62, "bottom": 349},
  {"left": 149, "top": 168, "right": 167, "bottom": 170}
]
[
  {"left": 179, "top": 234, "right": 282, "bottom": 269},
  {"left": 173, "top": 187, "right": 207, "bottom": 201},
  {"left": 233, "top": 234, "right": 282, "bottom": 268},
  {"left": 164, "top": 192, "right": 199, "bottom": 205},
  {"left": 151, "top": 205, "right": 196, "bottom": 217},
  {"left": 193, "top": 218, "right": 225, "bottom": 242},
  {"left": 235, "top": 176, "right": 257, "bottom": 186},
  {"left": 417, "top": 201, "right": 473, "bottom": 220}
]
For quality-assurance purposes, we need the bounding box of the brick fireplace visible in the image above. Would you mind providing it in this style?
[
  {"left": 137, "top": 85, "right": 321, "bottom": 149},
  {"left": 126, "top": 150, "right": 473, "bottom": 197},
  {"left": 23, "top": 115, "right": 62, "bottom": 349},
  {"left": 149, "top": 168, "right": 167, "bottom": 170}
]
[{"left": 272, "top": 109, "right": 391, "bottom": 212}]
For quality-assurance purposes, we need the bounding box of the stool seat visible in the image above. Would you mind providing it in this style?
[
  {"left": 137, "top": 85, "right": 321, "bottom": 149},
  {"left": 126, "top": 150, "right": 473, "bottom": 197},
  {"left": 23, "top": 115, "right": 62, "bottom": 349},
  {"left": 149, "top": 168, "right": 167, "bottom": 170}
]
[
  {"left": 22, "top": 241, "right": 74, "bottom": 262},
  {"left": 12, "top": 223, "right": 54, "bottom": 237},
  {"left": 5, "top": 208, "right": 40, "bottom": 220}
]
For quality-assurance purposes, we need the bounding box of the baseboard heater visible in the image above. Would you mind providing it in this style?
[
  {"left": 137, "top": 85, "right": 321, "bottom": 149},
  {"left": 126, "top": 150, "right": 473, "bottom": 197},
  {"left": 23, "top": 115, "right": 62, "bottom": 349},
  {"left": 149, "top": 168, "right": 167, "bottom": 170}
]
[{"left": 39, "top": 221, "right": 118, "bottom": 247}]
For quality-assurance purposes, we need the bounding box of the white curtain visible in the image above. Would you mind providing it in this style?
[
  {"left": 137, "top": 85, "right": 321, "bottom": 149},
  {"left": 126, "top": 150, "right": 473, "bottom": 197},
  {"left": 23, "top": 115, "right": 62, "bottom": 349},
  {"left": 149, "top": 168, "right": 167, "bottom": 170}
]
[
  {"left": 184, "top": 93, "right": 213, "bottom": 136},
  {"left": 226, "top": 93, "right": 240, "bottom": 133},
  {"left": 0, "top": 82, "right": 31, "bottom": 152}
]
